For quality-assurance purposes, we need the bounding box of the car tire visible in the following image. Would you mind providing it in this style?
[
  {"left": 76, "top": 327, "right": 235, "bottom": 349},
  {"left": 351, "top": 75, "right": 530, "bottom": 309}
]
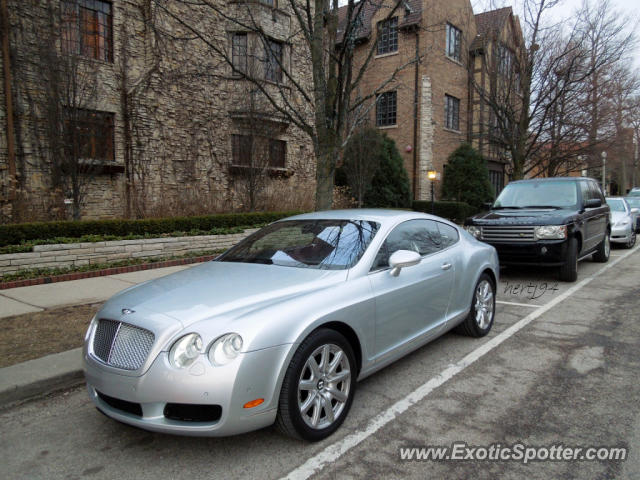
[
  {"left": 593, "top": 232, "right": 610, "bottom": 263},
  {"left": 626, "top": 231, "right": 636, "bottom": 249},
  {"left": 275, "top": 328, "right": 356, "bottom": 441},
  {"left": 455, "top": 273, "right": 495, "bottom": 337},
  {"left": 559, "top": 237, "right": 578, "bottom": 282}
]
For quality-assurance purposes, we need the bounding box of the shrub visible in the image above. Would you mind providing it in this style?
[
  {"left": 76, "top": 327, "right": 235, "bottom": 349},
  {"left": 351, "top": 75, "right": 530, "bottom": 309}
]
[
  {"left": 0, "top": 211, "right": 302, "bottom": 247},
  {"left": 363, "top": 134, "right": 411, "bottom": 208},
  {"left": 412, "top": 200, "right": 478, "bottom": 223},
  {"left": 441, "top": 144, "right": 494, "bottom": 210}
]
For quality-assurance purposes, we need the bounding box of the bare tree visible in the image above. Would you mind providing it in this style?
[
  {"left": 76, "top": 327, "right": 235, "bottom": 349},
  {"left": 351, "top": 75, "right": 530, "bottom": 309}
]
[
  {"left": 150, "top": 0, "right": 414, "bottom": 210},
  {"left": 340, "top": 125, "right": 383, "bottom": 207},
  {"left": 471, "top": 0, "right": 637, "bottom": 180},
  {"left": 34, "top": 1, "right": 103, "bottom": 220}
]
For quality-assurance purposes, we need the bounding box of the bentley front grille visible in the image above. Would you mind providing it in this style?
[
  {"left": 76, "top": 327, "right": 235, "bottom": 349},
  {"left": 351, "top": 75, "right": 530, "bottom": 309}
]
[
  {"left": 481, "top": 225, "right": 536, "bottom": 242},
  {"left": 92, "top": 319, "right": 155, "bottom": 370}
]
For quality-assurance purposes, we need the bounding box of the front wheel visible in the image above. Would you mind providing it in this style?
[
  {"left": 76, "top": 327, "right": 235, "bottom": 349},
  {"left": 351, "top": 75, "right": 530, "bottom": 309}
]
[
  {"left": 559, "top": 237, "right": 578, "bottom": 282},
  {"left": 276, "top": 329, "right": 356, "bottom": 441},
  {"left": 455, "top": 273, "right": 495, "bottom": 337}
]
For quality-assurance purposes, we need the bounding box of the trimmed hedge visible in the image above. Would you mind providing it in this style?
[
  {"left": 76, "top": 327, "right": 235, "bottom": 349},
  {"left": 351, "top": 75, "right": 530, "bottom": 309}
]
[
  {"left": 413, "top": 200, "right": 479, "bottom": 223},
  {"left": 0, "top": 211, "right": 302, "bottom": 247}
]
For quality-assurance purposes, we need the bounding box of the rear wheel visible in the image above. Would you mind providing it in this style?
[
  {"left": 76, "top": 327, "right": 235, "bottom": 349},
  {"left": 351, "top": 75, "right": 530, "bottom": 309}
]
[
  {"left": 593, "top": 232, "right": 610, "bottom": 263},
  {"left": 559, "top": 237, "right": 578, "bottom": 282},
  {"left": 455, "top": 273, "right": 495, "bottom": 337},
  {"left": 276, "top": 329, "right": 356, "bottom": 441}
]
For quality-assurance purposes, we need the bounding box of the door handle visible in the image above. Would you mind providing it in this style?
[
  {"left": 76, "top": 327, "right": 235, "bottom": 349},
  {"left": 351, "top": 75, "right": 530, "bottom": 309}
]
[{"left": 441, "top": 263, "right": 452, "bottom": 270}]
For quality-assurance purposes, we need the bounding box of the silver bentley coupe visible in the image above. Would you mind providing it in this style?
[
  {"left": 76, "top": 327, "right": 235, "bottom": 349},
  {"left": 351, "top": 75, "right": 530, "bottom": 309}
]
[{"left": 83, "top": 210, "right": 499, "bottom": 441}]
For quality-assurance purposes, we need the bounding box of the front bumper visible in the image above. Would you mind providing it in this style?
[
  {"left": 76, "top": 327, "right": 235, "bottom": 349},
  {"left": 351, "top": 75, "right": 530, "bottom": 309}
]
[
  {"left": 83, "top": 343, "right": 292, "bottom": 436},
  {"left": 610, "top": 225, "right": 633, "bottom": 244},
  {"left": 484, "top": 239, "right": 568, "bottom": 266}
]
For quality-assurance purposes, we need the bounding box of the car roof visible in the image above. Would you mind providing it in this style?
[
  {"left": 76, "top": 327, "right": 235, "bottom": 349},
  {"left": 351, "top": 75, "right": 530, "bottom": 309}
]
[{"left": 280, "top": 209, "right": 431, "bottom": 224}]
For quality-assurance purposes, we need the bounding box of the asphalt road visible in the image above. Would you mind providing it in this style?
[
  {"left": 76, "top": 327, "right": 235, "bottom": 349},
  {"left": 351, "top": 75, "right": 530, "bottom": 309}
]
[{"left": 2, "top": 245, "right": 639, "bottom": 480}]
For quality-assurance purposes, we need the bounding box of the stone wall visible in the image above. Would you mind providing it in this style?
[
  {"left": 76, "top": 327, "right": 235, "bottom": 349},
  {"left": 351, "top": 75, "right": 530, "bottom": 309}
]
[
  {"left": 0, "top": 229, "right": 257, "bottom": 277},
  {"left": 0, "top": 0, "right": 316, "bottom": 222}
]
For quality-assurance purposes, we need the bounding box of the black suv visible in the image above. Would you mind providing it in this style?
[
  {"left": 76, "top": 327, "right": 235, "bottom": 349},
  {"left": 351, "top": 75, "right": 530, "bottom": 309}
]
[{"left": 464, "top": 177, "right": 611, "bottom": 282}]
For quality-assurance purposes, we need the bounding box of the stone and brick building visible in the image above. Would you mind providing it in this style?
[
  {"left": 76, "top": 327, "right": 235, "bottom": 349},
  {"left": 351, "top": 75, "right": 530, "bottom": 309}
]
[
  {"left": 0, "top": 0, "right": 316, "bottom": 221},
  {"left": 342, "top": 1, "right": 524, "bottom": 200}
]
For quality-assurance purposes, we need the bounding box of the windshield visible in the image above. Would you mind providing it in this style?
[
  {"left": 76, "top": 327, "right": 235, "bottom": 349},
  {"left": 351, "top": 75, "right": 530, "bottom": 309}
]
[
  {"left": 606, "top": 199, "right": 626, "bottom": 212},
  {"left": 216, "top": 219, "right": 380, "bottom": 270},
  {"left": 494, "top": 181, "right": 578, "bottom": 209}
]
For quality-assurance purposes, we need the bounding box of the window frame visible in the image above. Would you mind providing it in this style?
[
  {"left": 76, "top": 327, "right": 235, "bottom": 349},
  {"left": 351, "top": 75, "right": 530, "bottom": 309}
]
[
  {"left": 64, "top": 108, "right": 115, "bottom": 163},
  {"left": 376, "top": 16, "right": 398, "bottom": 55},
  {"left": 376, "top": 91, "right": 397, "bottom": 127},
  {"left": 231, "top": 134, "right": 287, "bottom": 168},
  {"left": 264, "top": 38, "right": 283, "bottom": 83},
  {"left": 446, "top": 23, "right": 462, "bottom": 62},
  {"left": 61, "top": 0, "right": 113, "bottom": 63},
  {"left": 232, "top": 32, "right": 248, "bottom": 75},
  {"left": 444, "top": 94, "right": 460, "bottom": 131},
  {"left": 369, "top": 219, "right": 459, "bottom": 272}
]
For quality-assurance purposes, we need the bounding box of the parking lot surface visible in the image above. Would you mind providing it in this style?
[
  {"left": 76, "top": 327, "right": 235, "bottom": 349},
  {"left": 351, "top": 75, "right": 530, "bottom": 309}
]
[{"left": 1, "top": 245, "right": 638, "bottom": 479}]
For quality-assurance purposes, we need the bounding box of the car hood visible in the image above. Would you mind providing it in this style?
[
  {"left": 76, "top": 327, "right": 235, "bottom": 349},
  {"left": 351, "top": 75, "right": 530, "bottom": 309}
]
[
  {"left": 101, "top": 261, "right": 347, "bottom": 328},
  {"left": 467, "top": 208, "right": 577, "bottom": 226},
  {"left": 611, "top": 211, "right": 628, "bottom": 223}
]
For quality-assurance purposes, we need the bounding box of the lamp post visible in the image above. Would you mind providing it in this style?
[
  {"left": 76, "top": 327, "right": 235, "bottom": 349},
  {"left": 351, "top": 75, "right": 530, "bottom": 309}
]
[
  {"left": 601, "top": 151, "right": 607, "bottom": 195},
  {"left": 427, "top": 169, "right": 437, "bottom": 214}
]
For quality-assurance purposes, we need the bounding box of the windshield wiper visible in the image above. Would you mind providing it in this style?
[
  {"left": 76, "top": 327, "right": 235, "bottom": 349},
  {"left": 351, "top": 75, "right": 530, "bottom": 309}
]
[{"left": 492, "top": 206, "right": 523, "bottom": 209}]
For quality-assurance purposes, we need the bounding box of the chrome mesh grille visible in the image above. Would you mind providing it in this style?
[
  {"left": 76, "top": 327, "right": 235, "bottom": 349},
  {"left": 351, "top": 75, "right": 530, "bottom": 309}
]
[
  {"left": 481, "top": 225, "right": 536, "bottom": 242},
  {"left": 92, "top": 319, "right": 154, "bottom": 370}
]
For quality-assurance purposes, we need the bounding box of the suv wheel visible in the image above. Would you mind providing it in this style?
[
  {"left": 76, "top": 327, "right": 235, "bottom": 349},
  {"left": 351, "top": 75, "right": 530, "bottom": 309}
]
[
  {"left": 593, "top": 232, "right": 610, "bottom": 262},
  {"left": 559, "top": 237, "right": 578, "bottom": 282}
]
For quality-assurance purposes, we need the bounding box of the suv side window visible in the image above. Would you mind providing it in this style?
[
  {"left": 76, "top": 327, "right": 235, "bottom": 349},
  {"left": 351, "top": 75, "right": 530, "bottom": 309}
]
[
  {"left": 589, "top": 181, "right": 605, "bottom": 203},
  {"left": 371, "top": 219, "right": 442, "bottom": 270},
  {"left": 580, "top": 180, "right": 593, "bottom": 203}
]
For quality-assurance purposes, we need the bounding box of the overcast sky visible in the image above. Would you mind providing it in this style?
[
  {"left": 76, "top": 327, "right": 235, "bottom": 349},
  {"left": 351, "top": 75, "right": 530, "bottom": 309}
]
[{"left": 472, "top": 0, "right": 640, "bottom": 68}]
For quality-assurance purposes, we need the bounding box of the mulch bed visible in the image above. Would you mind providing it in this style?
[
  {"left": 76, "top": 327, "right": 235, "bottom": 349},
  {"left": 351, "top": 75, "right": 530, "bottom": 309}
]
[{"left": 0, "top": 303, "right": 102, "bottom": 368}]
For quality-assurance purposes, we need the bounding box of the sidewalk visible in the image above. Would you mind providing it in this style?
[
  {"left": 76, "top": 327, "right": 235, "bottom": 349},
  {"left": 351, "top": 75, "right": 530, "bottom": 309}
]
[{"left": 0, "top": 263, "right": 198, "bottom": 407}]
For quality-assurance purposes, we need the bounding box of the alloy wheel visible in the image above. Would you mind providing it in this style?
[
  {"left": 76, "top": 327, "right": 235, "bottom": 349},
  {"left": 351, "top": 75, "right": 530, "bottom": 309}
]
[
  {"left": 297, "top": 344, "right": 351, "bottom": 430},
  {"left": 474, "top": 279, "right": 494, "bottom": 329}
]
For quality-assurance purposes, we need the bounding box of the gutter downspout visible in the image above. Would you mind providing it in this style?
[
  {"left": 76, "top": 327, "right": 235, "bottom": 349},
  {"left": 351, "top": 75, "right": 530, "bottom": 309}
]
[
  {"left": 1, "top": 0, "right": 17, "bottom": 201},
  {"left": 412, "top": 29, "right": 419, "bottom": 201}
]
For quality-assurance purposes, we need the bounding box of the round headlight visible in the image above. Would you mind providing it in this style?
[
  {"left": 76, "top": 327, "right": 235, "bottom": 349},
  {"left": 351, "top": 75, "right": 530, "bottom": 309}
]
[
  {"left": 208, "top": 333, "right": 243, "bottom": 366},
  {"left": 169, "top": 333, "right": 203, "bottom": 368}
]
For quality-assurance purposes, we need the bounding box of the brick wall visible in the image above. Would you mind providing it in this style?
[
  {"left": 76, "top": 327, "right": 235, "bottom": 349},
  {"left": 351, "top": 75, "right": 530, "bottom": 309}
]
[{"left": 0, "top": 229, "right": 257, "bottom": 277}]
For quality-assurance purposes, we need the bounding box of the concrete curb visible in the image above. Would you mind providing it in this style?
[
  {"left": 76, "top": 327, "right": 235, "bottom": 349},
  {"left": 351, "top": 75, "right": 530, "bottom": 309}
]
[{"left": 0, "top": 348, "right": 84, "bottom": 408}]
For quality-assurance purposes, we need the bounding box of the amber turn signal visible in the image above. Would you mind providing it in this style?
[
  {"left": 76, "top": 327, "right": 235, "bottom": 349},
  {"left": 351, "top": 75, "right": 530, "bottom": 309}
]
[{"left": 243, "top": 398, "right": 264, "bottom": 409}]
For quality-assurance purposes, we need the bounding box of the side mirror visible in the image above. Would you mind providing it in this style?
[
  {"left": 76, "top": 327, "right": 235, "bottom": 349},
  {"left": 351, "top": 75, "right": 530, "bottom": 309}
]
[
  {"left": 630, "top": 208, "right": 639, "bottom": 214},
  {"left": 389, "top": 250, "right": 421, "bottom": 277},
  {"left": 584, "top": 198, "right": 602, "bottom": 208}
]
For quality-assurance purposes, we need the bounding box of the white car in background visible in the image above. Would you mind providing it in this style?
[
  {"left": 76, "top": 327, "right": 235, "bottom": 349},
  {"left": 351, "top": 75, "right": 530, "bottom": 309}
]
[{"left": 606, "top": 197, "right": 638, "bottom": 248}]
